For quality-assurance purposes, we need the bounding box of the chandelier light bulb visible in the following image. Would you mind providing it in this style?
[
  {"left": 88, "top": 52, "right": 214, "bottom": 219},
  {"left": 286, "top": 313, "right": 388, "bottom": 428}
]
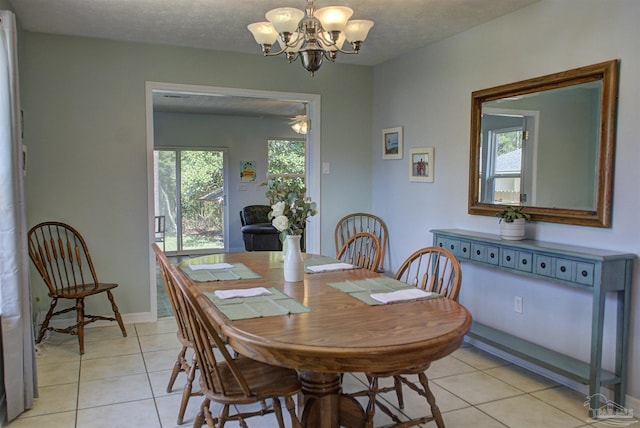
[
  {"left": 314, "top": 6, "right": 353, "bottom": 32},
  {"left": 265, "top": 7, "right": 305, "bottom": 34},
  {"left": 344, "top": 20, "right": 374, "bottom": 43},
  {"left": 247, "top": 22, "right": 278, "bottom": 45}
]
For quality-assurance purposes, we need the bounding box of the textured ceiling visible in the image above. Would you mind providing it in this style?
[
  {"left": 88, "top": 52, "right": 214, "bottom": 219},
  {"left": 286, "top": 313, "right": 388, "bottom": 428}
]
[
  {"left": 9, "top": 0, "right": 539, "bottom": 66},
  {"left": 9, "top": 0, "right": 539, "bottom": 115}
]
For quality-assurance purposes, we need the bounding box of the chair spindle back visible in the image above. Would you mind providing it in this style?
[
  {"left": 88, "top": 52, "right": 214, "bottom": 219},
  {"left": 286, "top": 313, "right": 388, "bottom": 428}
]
[
  {"left": 28, "top": 222, "right": 99, "bottom": 295},
  {"left": 168, "top": 262, "right": 253, "bottom": 399},
  {"left": 334, "top": 213, "right": 388, "bottom": 273},
  {"left": 152, "top": 244, "right": 193, "bottom": 349},
  {"left": 394, "top": 247, "right": 462, "bottom": 300},
  {"left": 336, "top": 231, "right": 382, "bottom": 272}
]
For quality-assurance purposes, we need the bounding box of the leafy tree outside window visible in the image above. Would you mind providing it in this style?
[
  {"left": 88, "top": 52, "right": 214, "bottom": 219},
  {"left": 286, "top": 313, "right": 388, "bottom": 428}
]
[{"left": 267, "top": 139, "right": 306, "bottom": 190}]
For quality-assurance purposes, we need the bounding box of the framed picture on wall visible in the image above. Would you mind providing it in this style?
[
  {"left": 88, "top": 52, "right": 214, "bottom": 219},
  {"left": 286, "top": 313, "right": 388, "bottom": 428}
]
[
  {"left": 240, "top": 160, "right": 257, "bottom": 182},
  {"left": 382, "top": 127, "right": 403, "bottom": 160},
  {"left": 409, "top": 147, "right": 434, "bottom": 182}
]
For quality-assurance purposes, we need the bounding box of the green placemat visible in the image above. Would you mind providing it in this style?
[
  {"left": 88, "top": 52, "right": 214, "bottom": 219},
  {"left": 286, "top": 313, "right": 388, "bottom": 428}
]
[
  {"left": 327, "top": 277, "right": 440, "bottom": 305},
  {"left": 204, "top": 288, "right": 310, "bottom": 320},
  {"left": 180, "top": 263, "right": 261, "bottom": 282},
  {"left": 304, "top": 255, "right": 359, "bottom": 273}
]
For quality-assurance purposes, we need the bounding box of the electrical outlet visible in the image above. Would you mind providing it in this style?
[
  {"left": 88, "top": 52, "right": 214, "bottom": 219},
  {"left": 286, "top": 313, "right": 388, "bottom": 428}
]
[{"left": 514, "top": 296, "right": 523, "bottom": 313}]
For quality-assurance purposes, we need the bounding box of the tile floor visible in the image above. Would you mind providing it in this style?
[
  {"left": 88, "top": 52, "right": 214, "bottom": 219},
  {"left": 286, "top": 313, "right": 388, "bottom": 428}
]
[{"left": 9, "top": 317, "right": 624, "bottom": 428}]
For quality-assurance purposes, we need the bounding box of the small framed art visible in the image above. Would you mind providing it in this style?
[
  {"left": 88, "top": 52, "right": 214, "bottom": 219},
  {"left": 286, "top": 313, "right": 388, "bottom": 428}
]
[
  {"left": 382, "top": 127, "right": 403, "bottom": 160},
  {"left": 240, "top": 160, "right": 257, "bottom": 182},
  {"left": 409, "top": 147, "right": 434, "bottom": 182}
]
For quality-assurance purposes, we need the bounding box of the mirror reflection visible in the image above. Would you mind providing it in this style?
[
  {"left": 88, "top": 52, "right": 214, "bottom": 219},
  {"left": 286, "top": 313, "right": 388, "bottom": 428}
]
[
  {"left": 468, "top": 60, "right": 618, "bottom": 227},
  {"left": 479, "top": 81, "right": 601, "bottom": 210}
]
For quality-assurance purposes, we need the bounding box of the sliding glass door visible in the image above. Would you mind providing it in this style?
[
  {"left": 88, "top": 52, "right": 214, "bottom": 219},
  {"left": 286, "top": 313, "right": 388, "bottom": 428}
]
[{"left": 154, "top": 148, "right": 226, "bottom": 254}]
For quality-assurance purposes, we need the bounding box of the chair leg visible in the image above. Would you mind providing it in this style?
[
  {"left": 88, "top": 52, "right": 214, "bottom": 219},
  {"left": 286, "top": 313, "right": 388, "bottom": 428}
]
[
  {"left": 364, "top": 375, "right": 378, "bottom": 428},
  {"left": 284, "top": 395, "right": 301, "bottom": 428},
  {"left": 167, "top": 345, "right": 188, "bottom": 393},
  {"left": 36, "top": 297, "right": 58, "bottom": 343},
  {"left": 194, "top": 398, "right": 209, "bottom": 428},
  {"left": 218, "top": 404, "right": 231, "bottom": 428},
  {"left": 393, "top": 375, "right": 405, "bottom": 409},
  {"left": 177, "top": 355, "right": 199, "bottom": 425},
  {"left": 272, "top": 397, "right": 286, "bottom": 428},
  {"left": 418, "top": 372, "right": 444, "bottom": 428},
  {"left": 75, "top": 298, "right": 85, "bottom": 355},
  {"left": 106, "top": 290, "right": 127, "bottom": 337}
]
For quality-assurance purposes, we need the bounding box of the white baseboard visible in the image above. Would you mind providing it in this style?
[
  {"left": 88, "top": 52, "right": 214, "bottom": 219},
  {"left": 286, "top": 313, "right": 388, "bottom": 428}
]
[{"left": 466, "top": 337, "right": 639, "bottom": 415}]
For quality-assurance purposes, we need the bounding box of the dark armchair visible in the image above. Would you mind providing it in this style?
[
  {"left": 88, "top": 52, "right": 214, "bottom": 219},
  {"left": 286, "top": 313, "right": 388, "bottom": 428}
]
[{"left": 240, "top": 205, "right": 282, "bottom": 251}]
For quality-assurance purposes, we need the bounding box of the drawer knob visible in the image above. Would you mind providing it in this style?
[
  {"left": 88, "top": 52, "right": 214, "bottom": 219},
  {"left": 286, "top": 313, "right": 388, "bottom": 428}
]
[
  {"left": 540, "top": 262, "right": 546, "bottom": 269},
  {"left": 476, "top": 250, "right": 481, "bottom": 255},
  {"left": 450, "top": 244, "right": 455, "bottom": 250},
  {"left": 582, "top": 270, "right": 588, "bottom": 277},
  {"left": 506, "top": 255, "right": 511, "bottom": 261},
  {"left": 560, "top": 266, "right": 566, "bottom": 272},
  {"left": 463, "top": 247, "right": 467, "bottom": 253},
  {"left": 438, "top": 243, "right": 443, "bottom": 247},
  {"left": 490, "top": 252, "right": 495, "bottom": 259},
  {"left": 521, "top": 259, "right": 528, "bottom": 265}
]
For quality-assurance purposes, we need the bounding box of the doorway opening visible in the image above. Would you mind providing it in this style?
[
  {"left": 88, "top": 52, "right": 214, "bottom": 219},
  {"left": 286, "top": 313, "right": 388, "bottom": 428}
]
[{"left": 146, "top": 82, "right": 321, "bottom": 319}]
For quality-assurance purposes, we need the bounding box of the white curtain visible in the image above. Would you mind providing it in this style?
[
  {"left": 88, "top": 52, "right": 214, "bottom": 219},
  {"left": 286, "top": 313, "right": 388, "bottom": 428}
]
[{"left": 0, "top": 10, "right": 36, "bottom": 423}]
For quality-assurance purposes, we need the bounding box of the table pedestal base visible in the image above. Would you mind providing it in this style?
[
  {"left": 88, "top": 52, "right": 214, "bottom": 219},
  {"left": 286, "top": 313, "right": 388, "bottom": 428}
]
[{"left": 299, "top": 371, "right": 366, "bottom": 428}]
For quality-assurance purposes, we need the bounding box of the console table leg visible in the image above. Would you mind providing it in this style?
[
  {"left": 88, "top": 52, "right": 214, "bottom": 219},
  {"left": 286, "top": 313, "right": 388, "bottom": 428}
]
[
  {"left": 588, "top": 288, "right": 606, "bottom": 414},
  {"left": 616, "top": 282, "right": 631, "bottom": 406}
]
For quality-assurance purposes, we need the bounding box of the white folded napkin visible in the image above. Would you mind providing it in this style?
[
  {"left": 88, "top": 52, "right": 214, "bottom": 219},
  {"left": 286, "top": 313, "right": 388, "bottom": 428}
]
[
  {"left": 188, "top": 263, "right": 234, "bottom": 271},
  {"left": 214, "top": 287, "right": 272, "bottom": 300},
  {"left": 370, "top": 288, "right": 433, "bottom": 304},
  {"left": 307, "top": 262, "right": 355, "bottom": 272}
]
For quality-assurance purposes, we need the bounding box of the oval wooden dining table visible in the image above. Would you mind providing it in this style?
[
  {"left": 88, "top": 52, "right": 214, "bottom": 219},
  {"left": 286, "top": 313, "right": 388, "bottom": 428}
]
[{"left": 178, "top": 251, "right": 472, "bottom": 428}]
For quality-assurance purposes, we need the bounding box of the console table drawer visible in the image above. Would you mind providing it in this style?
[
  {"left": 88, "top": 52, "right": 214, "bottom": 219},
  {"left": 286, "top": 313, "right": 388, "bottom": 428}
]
[
  {"left": 534, "top": 255, "right": 554, "bottom": 277},
  {"left": 576, "top": 262, "right": 595, "bottom": 286},
  {"left": 486, "top": 246, "right": 499, "bottom": 265},
  {"left": 470, "top": 243, "right": 499, "bottom": 265},
  {"left": 500, "top": 249, "right": 517, "bottom": 268},
  {"left": 517, "top": 252, "right": 533, "bottom": 272},
  {"left": 500, "top": 249, "right": 532, "bottom": 272},
  {"left": 554, "top": 258, "right": 574, "bottom": 281},
  {"left": 436, "top": 237, "right": 470, "bottom": 259}
]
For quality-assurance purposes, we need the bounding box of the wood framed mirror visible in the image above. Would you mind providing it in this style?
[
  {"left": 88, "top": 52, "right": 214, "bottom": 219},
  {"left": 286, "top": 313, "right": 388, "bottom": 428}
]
[{"left": 468, "top": 59, "right": 619, "bottom": 227}]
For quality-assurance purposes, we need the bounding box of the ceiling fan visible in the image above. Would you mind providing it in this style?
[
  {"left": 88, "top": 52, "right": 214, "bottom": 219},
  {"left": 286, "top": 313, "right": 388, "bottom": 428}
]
[{"left": 289, "top": 115, "right": 309, "bottom": 134}]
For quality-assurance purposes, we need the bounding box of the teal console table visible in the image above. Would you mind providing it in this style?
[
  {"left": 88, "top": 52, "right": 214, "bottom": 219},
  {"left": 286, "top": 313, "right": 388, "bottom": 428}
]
[{"left": 431, "top": 229, "right": 634, "bottom": 410}]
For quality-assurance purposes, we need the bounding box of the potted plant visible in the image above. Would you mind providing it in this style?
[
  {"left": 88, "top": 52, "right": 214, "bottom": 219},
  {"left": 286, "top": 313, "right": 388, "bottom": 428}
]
[{"left": 495, "top": 206, "right": 530, "bottom": 240}]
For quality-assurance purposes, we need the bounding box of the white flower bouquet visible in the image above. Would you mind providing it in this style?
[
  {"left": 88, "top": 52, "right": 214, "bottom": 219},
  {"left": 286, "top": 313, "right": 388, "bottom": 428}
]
[{"left": 265, "top": 180, "right": 318, "bottom": 241}]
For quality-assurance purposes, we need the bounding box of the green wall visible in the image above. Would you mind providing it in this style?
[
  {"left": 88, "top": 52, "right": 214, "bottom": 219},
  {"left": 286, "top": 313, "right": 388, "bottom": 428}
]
[{"left": 20, "top": 32, "right": 373, "bottom": 318}]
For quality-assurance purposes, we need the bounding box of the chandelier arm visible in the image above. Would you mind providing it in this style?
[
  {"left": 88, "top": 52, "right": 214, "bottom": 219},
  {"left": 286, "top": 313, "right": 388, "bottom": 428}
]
[
  {"left": 316, "top": 43, "right": 360, "bottom": 55},
  {"left": 314, "top": 30, "right": 361, "bottom": 55},
  {"left": 334, "top": 48, "right": 359, "bottom": 55},
  {"left": 260, "top": 45, "right": 290, "bottom": 57}
]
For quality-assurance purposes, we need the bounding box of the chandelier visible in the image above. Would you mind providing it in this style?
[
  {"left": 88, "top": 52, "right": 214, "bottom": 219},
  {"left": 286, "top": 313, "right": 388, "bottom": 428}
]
[{"left": 247, "top": 0, "right": 374, "bottom": 76}]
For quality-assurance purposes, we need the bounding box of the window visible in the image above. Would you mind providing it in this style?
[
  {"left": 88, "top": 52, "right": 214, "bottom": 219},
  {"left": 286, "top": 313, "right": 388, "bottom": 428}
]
[
  {"left": 267, "top": 139, "right": 306, "bottom": 188},
  {"left": 154, "top": 148, "right": 226, "bottom": 253},
  {"left": 486, "top": 127, "right": 524, "bottom": 204}
]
